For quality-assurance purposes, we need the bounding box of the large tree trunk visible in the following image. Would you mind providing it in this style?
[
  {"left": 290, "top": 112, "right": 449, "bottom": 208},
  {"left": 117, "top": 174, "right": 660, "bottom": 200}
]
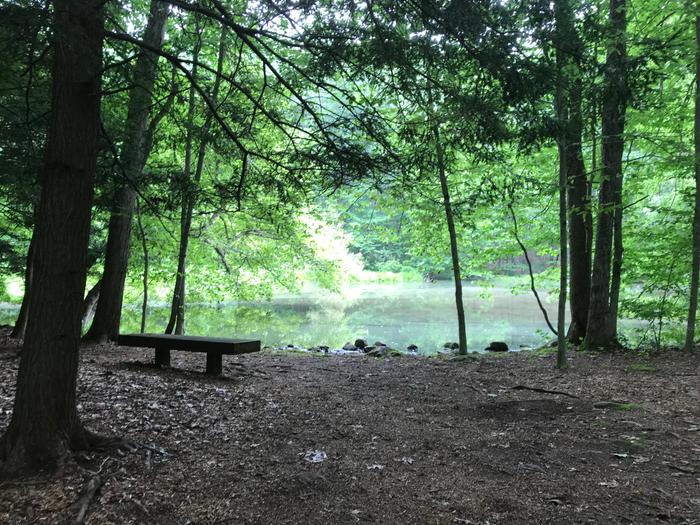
[
  {"left": 553, "top": 0, "right": 591, "bottom": 346},
  {"left": 433, "top": 125, "right": 467, "bottom": 354},
  {"left": 585, "top": 0, "right": 627, "bottom": 349},
  {"left": 0, "top": 0, "right": 103, "bottom": 476},
  {"left": 686, "top": 9, "right": 700, "bottom": 352},
  {"left": 9, "top": 232, "right": 35, "bottom": 339},
  {"left": 83, "top": 1, "right": 169, "bottom": 343}
]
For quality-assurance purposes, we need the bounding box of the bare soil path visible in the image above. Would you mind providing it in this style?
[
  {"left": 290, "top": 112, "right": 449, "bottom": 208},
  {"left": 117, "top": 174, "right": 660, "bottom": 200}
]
[{"left": 0, "top": 342, "right": 698, "bottom": 524}]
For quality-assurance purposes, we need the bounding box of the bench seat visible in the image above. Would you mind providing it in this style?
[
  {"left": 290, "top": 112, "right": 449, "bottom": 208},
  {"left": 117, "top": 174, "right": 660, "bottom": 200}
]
[{"left": 117, "top": 333, "right": 261, "bottom": 375}]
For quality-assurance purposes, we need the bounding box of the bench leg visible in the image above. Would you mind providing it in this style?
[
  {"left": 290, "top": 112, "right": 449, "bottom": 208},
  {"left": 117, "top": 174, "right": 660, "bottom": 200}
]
[
  {"left": 206, "top": 352, "right": 222, "bottom": 376},
  {"left": 155, "top": 345, "right": 170, "bottom": 367}
]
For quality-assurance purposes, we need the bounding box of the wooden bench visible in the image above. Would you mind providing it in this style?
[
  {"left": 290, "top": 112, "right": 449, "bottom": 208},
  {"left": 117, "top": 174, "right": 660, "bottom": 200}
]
[{"left": 117, "top": 333, "right": 261, "bottom": 376}]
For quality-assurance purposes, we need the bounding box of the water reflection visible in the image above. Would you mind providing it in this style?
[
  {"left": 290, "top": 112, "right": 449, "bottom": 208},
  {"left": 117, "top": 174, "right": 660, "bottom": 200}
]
[{"left": 118, "top": 282, "right": 559, "bottom": 353}]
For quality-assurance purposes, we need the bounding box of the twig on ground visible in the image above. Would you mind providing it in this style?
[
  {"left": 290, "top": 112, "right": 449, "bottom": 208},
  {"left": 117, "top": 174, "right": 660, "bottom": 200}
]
[
  {"left": 511, "top": 385, "right": 580, "bottom": 399},
  {"left": 666, "top": 431, "right": 698, "bottom": 447},
  {"left": 466, "top": 384, "right": 484, "bottom": 395}
]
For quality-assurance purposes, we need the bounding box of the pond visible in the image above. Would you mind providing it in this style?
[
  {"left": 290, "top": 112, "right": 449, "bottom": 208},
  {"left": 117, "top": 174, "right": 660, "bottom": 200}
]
[
  {"left": 1, "top": 282, "right": 571, "bottom": 353},
  {"left": 115, "top": 281, "right": 561, "bottom": 354}
]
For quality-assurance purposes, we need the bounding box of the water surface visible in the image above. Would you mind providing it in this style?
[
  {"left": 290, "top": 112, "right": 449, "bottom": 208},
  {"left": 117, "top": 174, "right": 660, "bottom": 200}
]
[{"left": 118, "top": 282, "right": 559, "bottom": 353}]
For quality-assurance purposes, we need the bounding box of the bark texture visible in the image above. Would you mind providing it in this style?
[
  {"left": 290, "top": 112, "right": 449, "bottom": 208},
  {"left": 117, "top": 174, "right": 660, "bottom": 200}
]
[
  {"left": 0, "top": 0, "right": 103, "bottom": 475},
  {"left": 585, "top": 0, "right": 627, "bottom": 349},
  {"left": 83, "top": 1, "right": 169, "bottom": 343}
]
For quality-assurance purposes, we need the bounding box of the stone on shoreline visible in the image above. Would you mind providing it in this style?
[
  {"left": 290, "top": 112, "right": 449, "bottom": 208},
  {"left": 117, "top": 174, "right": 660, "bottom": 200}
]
[
  {"left": 485, "top": 342, "right": 509, "bottom": 352},
  {"left": 366, "top": 346, "right": 402, "bottom": 358}
]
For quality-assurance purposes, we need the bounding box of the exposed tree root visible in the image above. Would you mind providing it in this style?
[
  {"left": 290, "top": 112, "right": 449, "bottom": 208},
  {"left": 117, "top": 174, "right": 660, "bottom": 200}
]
[
  {"left": 79, "top": 429, "right": 139, "bottom": 454},
  {"left": 72, "top": 474, "right": 102, "bottom": 524}
]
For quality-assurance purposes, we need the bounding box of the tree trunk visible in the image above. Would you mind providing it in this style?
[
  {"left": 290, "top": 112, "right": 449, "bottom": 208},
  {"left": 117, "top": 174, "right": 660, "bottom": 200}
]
[
  {"left": 9, "top": 232, "right": 35, "bottom": 339},
  {"left": 565, "top": 85, "right": 592, "bottom": 344},
  {"left": 554, "top": 0, "right": 571, "bottom": 368},
  {"left": 557, "top": 137, "right": 568, "bottom": 368},
  {"left": 165, "top": 23, "right": 202, "bottom": 335},
  {"left": 81, "top": 280, "right": 101, "bottom": 331},
  {"left": 0, "top": 0, "right": 103, "bottom": 475},
  {"left": 686, "top": 9, "right": 700, "bottom": 352},
  {"left": 83, "top": 1, "right": 169, "bottom": 343},
  {"left": 608, "top": 169, "right": 624, "bottom": 335},
  {"left": 433, "top": 124, "right": 467, "bottom": 354},
  {"left": 136, "top": 199, "right": 149, "bottom": 334},
  {"left": 166, "top": 25, "right": 225, "bottom": 335},
  {"left": 585, "top": 0, "right": 627, "bottom": 349},
  {"left": 553, "top": 0, "right": 591, "bottom": 345}
]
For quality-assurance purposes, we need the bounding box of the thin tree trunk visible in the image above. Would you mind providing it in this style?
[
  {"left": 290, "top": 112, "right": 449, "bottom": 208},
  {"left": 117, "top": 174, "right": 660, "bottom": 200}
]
[
  {"left": 608, "top": 170, "right": 624, "bottom": 336},
  {"left": 507, "top": 202, "right": 558, "bottom": 335},
  {"left": 166, "top": 26, "right": 225, "bottom": 335},
  {"left": 558, "top": 144, "right": 568, "bottom": 368},
  {"left": 81, "top": 280, "right": 101, "bottom": 331},
  {"left": 136, "top": 199, "right": 149, "bottom": 334},
  {"left": 554, "top": 0, "right": 569, "bottom": 368},
  {"left": 83, "top": 1, "right": 169, "bottom": 343},
  {"left": 433, "top": 124, "right": 467, "bottom": 354},
  {"left": 165, "top": 22, "right": 202, "bottom": 335},
  {"left": 0, "top": 0, "right": 103, "bottom": 475},
  {"left": 585, "top": 0, "right": 627, "bottom": 349},
  {"left": 10, "top": 232, "right": 35, "bottom": 339},
  {"left": 686, "top": 9, "right": 700, "bottom": 352}
]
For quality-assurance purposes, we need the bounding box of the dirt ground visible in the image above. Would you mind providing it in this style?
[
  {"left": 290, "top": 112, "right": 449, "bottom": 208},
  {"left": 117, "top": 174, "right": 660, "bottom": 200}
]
[{"left": 0, "top": 341, "right": 698, "bottom": 524}]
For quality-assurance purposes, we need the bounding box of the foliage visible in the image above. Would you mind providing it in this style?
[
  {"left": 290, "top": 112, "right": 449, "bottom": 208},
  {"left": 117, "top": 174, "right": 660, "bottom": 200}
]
[{"left": 0, "top": 0, "right": 697, "bottom": 348}]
